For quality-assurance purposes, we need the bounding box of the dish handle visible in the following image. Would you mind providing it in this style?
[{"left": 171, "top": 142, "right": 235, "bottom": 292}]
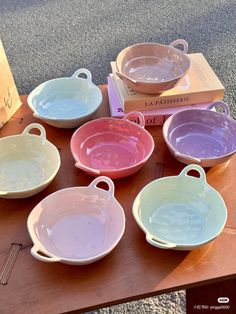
[
  {"left": 75, "top": 162, "right": 101, "bottom": 175},
  {"left": 115, "top": 71, "right": 137, "bottom": 84},
  {"left": 169, "top": 39, "right": 188, "bottom": 53},
  {"left": 123, "top": 111, "right": 145, "bottom": 128},
  {"left": 22, "top": 123, "right": 46, "bottom": 140},
  {"left": 71, "top": 68, "right": 92, "bottom": 83},
  {"left": 146, "top": 233, "right": 176, "bottom": 249},
  {"left": 179, "top": 164, "right": 206, "bottom": 182},
  {"left": 174, "top": 151, "right": 201, "bottom": 164},
  {"left": 207, "top": 101, "right": 230, "bottom": 116},
  {"left": 0, "top": 191, "right": 8, "bottom": 196},
  {"left": 89, "top": 176, "right": 114, "bottom": 197},
  {"left": 31, "top": 246, "right": 60, "bottom": 263}
]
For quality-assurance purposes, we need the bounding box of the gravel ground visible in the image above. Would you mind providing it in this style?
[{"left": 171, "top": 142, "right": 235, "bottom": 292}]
[
  {"left": 0, "top": 1, "right": 235, "bottom": 313},
  {"left": 87, "top": 290, "right": 186, "bottom": 313}
]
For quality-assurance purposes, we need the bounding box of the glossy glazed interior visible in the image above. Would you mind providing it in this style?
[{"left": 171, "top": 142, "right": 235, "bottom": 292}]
[
  {"left": 164, "top": 109, "right": 236, "bottom": 159},
  {"left": 71, "top": 118, "right": 154, "bottom": 173},
  {"left": 28, "top": 186, "right": 125, "bottom": 261},
  {"left": 28, "top": 78, "right": 102, "bottom": 120},
  {"left": 117, "top": 43, "right": 190, "bottom": 83},
  {"left": 0, "top": 134, "right": 60, "bottom": 193},
  {"left": 133, "top": 174, "right": 227, "bottom": 246}
]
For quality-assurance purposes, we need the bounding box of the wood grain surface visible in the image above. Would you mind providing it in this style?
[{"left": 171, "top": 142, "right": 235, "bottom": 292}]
[{"left": 0, "top": 87, "right": 236, "bottom": 314}]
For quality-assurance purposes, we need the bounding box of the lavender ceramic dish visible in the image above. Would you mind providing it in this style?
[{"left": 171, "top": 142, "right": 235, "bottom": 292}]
[{"left": 163, "top": 101, "right": 236, "bottom": 167}]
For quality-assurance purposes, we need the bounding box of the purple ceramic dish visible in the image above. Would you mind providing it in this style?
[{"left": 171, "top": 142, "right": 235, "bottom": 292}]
[{"left": 163, "top": 101, "right": 236, "bottom": 167}]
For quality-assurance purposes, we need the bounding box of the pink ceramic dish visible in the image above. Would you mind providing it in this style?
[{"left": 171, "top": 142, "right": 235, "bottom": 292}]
[
  {"left": 70, "top": 112, "right": 155, "bottom": 179},
  {"left": 27, "top": 176, "right": 125, "bottom": 265},
  {"left": 163, "top": 101, "right": 236, "bottom": 167},
  {"left": 116, "top": 39, "right": 191, "bottom": 94}
]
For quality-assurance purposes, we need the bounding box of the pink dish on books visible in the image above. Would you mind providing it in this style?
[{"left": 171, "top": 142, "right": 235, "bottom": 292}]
[
  {"left": 116, "top": 39, "right": 191, "bottom": 94},
  {"left": 70, "top": 112, "right": 154, "bottom": 179},
  {"left": 163, "top": 101, "right": 236, "bottom": 167},
  {"left": 27, "top": 176, "right": 125, "bottom": 265}
]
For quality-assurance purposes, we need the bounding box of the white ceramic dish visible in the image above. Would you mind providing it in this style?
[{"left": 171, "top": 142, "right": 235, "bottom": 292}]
[
  {"left": 27, "top": 176, "right": 125, "bottom": 265},
  {"left": 27, "top": 68, "right": 103, "bottom": 128},
  {"left": 0, "top": 123, "right": 60, "bottom": 199},
  {"left": 133, "top": 164, "right": 227, "bottom": 250}
]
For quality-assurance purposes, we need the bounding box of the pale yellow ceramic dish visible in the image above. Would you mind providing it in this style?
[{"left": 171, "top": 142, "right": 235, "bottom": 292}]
[
  {"left": 0, "top": 123, "right": 60, "bottom": 199},
  {"left": 133, "top": 164, "right": 227, "bottom": 250}
]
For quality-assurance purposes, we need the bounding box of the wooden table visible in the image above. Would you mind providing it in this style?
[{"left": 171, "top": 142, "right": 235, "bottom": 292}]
[{"left": 0, "top": 86, "right": 236, "bottom": 313}]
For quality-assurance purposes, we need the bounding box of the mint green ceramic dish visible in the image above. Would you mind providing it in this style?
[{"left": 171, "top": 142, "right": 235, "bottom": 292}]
[
  {"left": 132, "top": 164, "right": 227, "bottom": 250},
  {"left": 27, "top": 69, "right": 102, "bottom": 128}
]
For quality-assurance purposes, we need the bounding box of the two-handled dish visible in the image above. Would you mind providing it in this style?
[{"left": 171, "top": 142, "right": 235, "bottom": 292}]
[
  {"left": 70, "top": 111, "right": 154, "bottom": 179},
  {"left": 133, "top": 164, "right": 227, "bottom": 250},
  {"left": 0, "top": 123, "right": 60, "bottom": 198},
  {"left": 27, "top": 68, "right": 102, "bottom": 128},
  {"left": 116, "top": 39, "right": 191, "bottom": 94},
  {"left": 27, "top": 176, "right": 125, "bottom": 265},
  {"left": 163, "top": 101, "right": 236, "bottom": 167}
]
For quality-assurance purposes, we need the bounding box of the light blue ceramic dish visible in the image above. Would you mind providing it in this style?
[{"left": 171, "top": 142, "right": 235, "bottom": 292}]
[
  {"left": 27, "top": 69, "right": 103, "bottom": 128},
  {"left": 133, "top": 164, "right": 227, "bottom": 250}
]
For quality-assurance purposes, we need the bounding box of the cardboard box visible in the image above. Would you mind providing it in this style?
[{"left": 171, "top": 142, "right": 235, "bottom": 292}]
[
  {"left": 0, "top": 39, "right": 21, "bottom": 129},
  {"left": 108, "top": 76, "right": 212, "bottom": 126},
  {"left": 110, "top": 53, "right": 224, "bottom": 112}
]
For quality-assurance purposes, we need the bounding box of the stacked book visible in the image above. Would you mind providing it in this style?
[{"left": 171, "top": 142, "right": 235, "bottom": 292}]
[{"left": 108, "top": 53, "right": 225, "bottom": 126}]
